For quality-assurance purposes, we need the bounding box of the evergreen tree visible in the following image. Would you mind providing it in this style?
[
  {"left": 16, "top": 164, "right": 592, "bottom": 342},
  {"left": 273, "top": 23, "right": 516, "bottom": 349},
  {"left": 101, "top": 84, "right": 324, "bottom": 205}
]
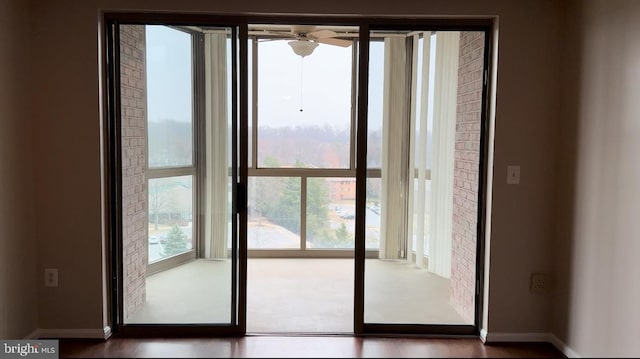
[
  {"left": 255, "top": 160, "right": 332, "bottom": 242},
  {"left": 163, "top": 224, "right": 187, "bottom": 256},
  {"left": 334, "top": 222, "right": 352, "bottom": 245},
  {"left": 306, "top": 178, "right": 330, "bottom": 241},
  {"left": 272, "top": 177, "right": 301, "bottom": 233}
]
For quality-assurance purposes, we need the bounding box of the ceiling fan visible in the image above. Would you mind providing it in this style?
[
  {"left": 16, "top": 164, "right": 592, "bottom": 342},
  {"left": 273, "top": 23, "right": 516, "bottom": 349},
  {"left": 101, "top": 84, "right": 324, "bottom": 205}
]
[
  {"left": 252, "top": 25, "right": 353, "bottom": 112},
  {"left": 258, "top": 25, "right": 352, "bottom": 57}
]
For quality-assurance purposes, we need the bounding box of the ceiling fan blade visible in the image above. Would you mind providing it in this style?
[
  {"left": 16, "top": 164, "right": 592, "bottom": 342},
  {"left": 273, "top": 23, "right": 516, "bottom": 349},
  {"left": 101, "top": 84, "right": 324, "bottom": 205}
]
[
  {"left": 257, "top": 38, "right": 287, "bottom": 43},
  {"left": 291, "top": 25, "right": 317, "bottom": 35},
  {"left": 307, "top": 29, "right": 338, "bottom": 39},
  {"left": 315, "top": 37, "right": 352, "bottom": 47},
  {"left": 249, "top": 29, "right": 297, "bottom": 38}
]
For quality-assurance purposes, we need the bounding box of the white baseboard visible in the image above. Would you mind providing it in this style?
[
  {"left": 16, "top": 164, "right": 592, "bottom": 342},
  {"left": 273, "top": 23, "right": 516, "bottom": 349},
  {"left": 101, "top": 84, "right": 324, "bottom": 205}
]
[
  {"left": 549, "top": 334, "right": 581, "bottom": 358},
  {"left": 103, "top": 326, "right": 112, "bottom": 339},
  {"left": 482, "top": 331, "right": 581, "bottom": 358},
  {"left": 479, "top": 328, "right": 488, "bottom": 343},
  {"left": 26, "top": 327, "right": 110, "bottom": 340}
]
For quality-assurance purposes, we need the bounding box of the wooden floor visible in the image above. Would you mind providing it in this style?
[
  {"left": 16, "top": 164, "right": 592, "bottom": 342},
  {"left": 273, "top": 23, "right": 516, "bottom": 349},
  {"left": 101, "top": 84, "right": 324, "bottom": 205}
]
[{"left": 59, "top": 335, "right": 566, "bottom": 358}]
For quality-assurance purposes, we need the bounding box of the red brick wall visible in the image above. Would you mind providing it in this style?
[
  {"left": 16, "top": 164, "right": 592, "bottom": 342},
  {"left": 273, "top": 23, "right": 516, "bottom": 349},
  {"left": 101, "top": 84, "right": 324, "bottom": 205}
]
[
  {"left": 451, "top": 31, "right": 484, "bottom": 323},
  {"left": 120, "top": 25, "right": 148, "bottom": 320}
]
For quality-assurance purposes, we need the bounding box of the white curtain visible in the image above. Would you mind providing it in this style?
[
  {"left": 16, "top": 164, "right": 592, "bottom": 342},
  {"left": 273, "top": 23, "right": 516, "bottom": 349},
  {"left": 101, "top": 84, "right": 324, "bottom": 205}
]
[
  {"left": 379, "top": 37, "right": 410, "bottom": 260},
  {"left": 378, "top": 31, "right": 460, "bottom": 277},
  {"left": 406, "top": 33, "right": 432, "bottom": 269},
  {"left": 204, "top": 32, "right": 229, "bottom": 259},
  {"left": 428, "top": 31, "right": 460, "bottom": 278}
]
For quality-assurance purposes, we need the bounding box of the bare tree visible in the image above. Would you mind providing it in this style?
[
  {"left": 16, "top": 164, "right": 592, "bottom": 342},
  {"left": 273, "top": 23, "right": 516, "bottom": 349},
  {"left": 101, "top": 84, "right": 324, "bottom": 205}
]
[{"left": 148, "top": 179, "right": 176, "bottom": 230}]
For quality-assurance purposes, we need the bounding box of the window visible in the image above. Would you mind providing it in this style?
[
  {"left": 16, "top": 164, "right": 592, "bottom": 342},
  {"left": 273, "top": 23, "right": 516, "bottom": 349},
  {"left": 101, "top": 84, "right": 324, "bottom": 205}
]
[
  {"left": 145, "top": 25, "right": 196, "bottom": 264},
  {"left": 247, "top": 25, "right": 360, "bottom": 253},
  {"left": 255, "top": 40, "right": 353, "bottom": 169}
]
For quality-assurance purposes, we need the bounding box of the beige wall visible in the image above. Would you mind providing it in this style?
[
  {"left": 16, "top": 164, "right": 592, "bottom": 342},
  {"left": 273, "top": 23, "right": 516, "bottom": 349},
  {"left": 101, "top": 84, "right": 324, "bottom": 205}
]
[
  {"left": 554, "top": 0, "right": 640, "bottom": 356},
  {"left": 0, "top": 0, "right": 38, "bottom": 339},
  {"left": 27, "top": 0, "right": 562, "bottom": 335}
]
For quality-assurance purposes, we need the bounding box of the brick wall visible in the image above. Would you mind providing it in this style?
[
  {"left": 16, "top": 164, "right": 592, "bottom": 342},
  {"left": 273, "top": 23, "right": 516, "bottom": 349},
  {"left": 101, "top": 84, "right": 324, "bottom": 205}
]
[
  {"left": 120, "top": 25, "right": 148, "bottom": 320},
  {"left": 451, "top": 31, "right": 484, "bottom": 323}
]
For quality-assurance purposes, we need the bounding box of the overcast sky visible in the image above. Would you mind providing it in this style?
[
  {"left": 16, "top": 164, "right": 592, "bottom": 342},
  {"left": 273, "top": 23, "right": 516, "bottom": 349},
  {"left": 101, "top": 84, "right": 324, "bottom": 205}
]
[{"left": 145, "top": 25, "right": 384, "bottom": 131}]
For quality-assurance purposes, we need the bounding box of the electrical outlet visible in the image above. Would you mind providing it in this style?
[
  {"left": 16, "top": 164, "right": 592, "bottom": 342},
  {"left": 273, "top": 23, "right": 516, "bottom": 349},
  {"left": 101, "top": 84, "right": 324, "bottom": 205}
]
[
  {"left": 44, "top": 268, "right": 58, "bottom": 287},
  {"left": 530, "top": 272, "right": 547, "bottom": 294}
]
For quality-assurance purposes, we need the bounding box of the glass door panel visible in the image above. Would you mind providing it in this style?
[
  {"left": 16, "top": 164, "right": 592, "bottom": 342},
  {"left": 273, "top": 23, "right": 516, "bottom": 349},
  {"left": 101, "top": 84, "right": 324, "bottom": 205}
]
[
  {"left": 116, "top": 23, "right": 241, "bottom": 328},
  {"left": 362, "top": 29, "right": 485, "bottom": 328}
]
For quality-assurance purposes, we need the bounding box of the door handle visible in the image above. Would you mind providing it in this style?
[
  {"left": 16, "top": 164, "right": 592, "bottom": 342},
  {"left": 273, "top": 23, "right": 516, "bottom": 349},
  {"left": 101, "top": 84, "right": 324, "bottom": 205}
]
[{"left": 236, "top": 182, "right": 246, "bottom": 214}]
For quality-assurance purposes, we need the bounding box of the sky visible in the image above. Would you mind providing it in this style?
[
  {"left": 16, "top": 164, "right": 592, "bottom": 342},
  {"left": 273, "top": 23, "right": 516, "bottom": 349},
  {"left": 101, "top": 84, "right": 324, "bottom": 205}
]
[
  {"left": 145, "top": 25, "right": 384, "bottom": 131},
  {"left": 146, "top": 26, "right": 193, "bottom": 124}
]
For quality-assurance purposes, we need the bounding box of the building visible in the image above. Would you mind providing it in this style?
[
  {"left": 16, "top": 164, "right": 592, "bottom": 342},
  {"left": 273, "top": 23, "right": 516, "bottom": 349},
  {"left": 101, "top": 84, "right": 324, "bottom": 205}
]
[{"left": 327, "top": 178, "right": 357, "bottom": 201}]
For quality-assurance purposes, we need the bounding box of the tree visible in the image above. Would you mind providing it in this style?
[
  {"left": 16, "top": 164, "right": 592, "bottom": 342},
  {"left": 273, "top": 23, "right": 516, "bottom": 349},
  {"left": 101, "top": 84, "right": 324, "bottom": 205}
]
[
  {"left": 163, "top": 224, "right": 187, "bottom": 256},
  {"left": 306, "top": 178, "right": 330, "bottom": 240},
  {"left": 270, "top": 177, "right": 301, "bottom": 233},
  {"left": 262, "top": 155, "right": 280, "bottom": 168},
  {"left": 334, "top": 222, "right": 352, "bottom": 245},
  {"left": 149, "top": 179, "right": 175, "bottom": 230}
]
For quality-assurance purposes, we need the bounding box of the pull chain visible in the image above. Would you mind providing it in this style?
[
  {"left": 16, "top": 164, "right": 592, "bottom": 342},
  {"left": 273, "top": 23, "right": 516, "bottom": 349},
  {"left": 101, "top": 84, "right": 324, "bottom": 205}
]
[{"left": 299, "top": 57, "right": 304, "bottom": 112}]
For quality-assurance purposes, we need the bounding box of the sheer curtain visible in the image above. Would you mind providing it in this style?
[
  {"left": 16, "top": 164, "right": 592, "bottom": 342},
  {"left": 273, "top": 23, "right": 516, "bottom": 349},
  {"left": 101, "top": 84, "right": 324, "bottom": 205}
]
[
  {"left": 406, "top": 32, "right": 432, "bottom": 269},
  {"left": 427, "top": 31, "right": 460, "bottom": 278},
  {"left": 379, "top": 31, "right": 460, "bottom": 279},
  {"left": 379, "top": 36, "right": 410, "bottom": 260},
  {"left": 204, "top": 32, "right": 229, "bottom": 259}
]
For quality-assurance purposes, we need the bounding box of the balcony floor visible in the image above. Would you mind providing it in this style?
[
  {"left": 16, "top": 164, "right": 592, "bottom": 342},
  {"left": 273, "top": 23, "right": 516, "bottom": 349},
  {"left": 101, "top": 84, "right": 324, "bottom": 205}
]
[{"left": 127, "top": 258, "right": 468, "bottom": 332}]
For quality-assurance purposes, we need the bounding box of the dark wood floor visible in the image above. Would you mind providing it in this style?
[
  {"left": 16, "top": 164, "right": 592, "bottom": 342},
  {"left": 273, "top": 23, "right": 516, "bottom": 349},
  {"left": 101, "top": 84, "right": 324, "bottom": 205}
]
[{"left": 59, "top": 335, "right": 566, "bottom": 358}]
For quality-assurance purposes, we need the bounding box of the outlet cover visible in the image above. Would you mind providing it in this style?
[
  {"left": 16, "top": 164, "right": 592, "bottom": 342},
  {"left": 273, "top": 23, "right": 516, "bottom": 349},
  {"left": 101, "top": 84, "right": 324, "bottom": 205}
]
[
  {"left": 530, "top": 272, "right": 547, "bottom": 294},
  {"left": 44, "top": 268, "right": 58, "bottom": 287}
]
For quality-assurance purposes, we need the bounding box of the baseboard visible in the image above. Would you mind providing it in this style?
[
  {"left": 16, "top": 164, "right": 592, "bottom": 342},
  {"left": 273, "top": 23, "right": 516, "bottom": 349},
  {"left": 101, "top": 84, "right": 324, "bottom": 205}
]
[
  {"left": 103, "top": 326, "right": 112, "bottom": 339},
  {"left": 479, "top": 328, "right": 488, "bottom": 343},
  {"left": 26, "top": 328, "right": 110, "bottom": 340},
  {"left": 24, "top": 329, "right": 40, "bottom": 340},
  {"left": 483, "top": 331, "right": 552, "bottom": 343},
  {"left": 549, "top": 334, "right": 581, "bottom": 358},
  {"left": 482, "top": 331, "right": 581, "bottom": 358}
]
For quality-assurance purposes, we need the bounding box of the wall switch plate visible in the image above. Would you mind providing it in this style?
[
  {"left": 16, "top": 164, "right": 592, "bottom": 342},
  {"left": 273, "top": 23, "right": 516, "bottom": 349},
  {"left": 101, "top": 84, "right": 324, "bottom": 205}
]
[
  {"left": 44, "top": 268, "right": 58, "bottom": 287},
  {"left": 507, "top": 165, "right": 520, "bottom": 184}
]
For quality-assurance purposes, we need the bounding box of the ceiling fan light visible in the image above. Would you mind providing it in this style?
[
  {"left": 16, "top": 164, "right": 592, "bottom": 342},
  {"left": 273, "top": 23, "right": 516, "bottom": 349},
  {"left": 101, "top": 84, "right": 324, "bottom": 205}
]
[{"left": 288, "top": 40, "right": 319, "bottom": 57}]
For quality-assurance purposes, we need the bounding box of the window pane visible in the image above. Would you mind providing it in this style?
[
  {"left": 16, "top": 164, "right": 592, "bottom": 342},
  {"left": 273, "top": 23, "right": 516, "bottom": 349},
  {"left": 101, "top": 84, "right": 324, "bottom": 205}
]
[
  {"left": 365, "top": 30, "right": 484, "bottom": 326},
  {"left": 146, "top": 25, "right": 193, "bottom": 168},
  {"left": 367, "top": 41, "right": 384, "bottom": 169},
  {"left": 248, "top": 176, "right": 301, "bottom": 249},
  {"left": 257, "top": 40, "right": 352, "bottom": 168},
  {"left": 365, "top": 177, "right": 381, "bottom": 250},
  {"left": 148, "top": 175, "right": 193, "bottom": 263},
  {"left": 306, "top": 178, "right": 355, "bottom": 249}
]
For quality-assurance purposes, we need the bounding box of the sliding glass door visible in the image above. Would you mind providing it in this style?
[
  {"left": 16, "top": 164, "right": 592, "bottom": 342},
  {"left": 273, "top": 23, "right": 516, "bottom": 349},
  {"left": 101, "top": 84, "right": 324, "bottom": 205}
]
[
  {"left": 360, "top": 28, "right": 488, "bottom": 333},
  {"left": 107, "top": 19, "right": 245, "bottom": 334},
  {"left": 106, "top": 14, "right": 491, "bottom": 337}
]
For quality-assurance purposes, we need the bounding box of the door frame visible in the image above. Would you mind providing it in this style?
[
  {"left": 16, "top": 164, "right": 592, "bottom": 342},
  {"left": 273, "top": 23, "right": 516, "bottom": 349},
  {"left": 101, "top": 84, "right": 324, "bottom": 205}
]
[{"left": 102, "top": 11, "right": 494, "bottom": 337}]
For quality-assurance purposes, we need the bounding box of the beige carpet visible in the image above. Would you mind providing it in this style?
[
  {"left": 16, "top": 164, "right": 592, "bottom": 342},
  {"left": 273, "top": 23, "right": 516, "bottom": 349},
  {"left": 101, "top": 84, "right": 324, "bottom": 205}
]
[{"left": 127, "top": 258, "right": 469, "bottom": 332}]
